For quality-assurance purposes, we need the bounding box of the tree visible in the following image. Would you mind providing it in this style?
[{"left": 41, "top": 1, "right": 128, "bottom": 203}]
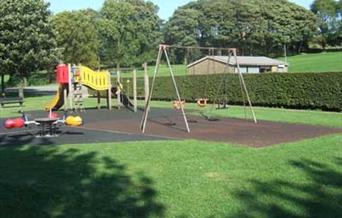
[
  {"left": 311, "top": 0, "right": 339, "bottom": 48},
  {"left": 99, "top": 0, "right": 161, "bottom": 68},
  {"left": 163, "top": 7, "right": 201, "bottom": 63},
  {"left": 52, "top": 10, "right": 101, "bottom": 68},
  {"left": 164, "top": 0, "right": 317, "bottom": 58},
  {"left": 0, "top": 0, "right": 58, "bottom": 98},
  {"left": 329, "top": 0, "right": 342, "bottom": 46}
]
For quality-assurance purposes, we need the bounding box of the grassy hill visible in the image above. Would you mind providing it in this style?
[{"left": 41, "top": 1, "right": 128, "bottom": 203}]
[
  {"left": 285, "top": 51, "right": 342, "bottom": 73},
  {"left": 126, "top": 51, "right": 342, "bottom": 78}
]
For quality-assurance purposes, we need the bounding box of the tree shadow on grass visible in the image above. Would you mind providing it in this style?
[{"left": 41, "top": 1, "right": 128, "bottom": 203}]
[
  {"left": 231, "top": 158, "right": 342, "bottom": 218},
  {"left": 0, "top": 146, "right": 164, "bottom": 218}
]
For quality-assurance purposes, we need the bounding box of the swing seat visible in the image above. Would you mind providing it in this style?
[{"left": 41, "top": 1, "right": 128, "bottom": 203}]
[
  {"left": 196, "top": 98, "right": 208, "bottom": 107},
  {"left": 173, "top": 100, "right": 185, "bottom": 110}
]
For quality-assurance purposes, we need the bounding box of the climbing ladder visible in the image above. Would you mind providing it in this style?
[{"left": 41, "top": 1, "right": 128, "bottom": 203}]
[{"left": 72, "top": 83, "right": 84, "bottom": 112}]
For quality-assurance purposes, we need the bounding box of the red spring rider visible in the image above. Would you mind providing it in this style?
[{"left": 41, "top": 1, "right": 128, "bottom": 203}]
[{"left": 4, "top": 118, "right": 25, "bottom": 129}]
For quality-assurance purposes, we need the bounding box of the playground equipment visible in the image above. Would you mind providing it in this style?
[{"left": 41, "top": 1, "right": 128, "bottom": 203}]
[
  {"left": 4, "top": 117, "right": 25, "bottom": 129},
  {"left": 45, "top": 64, "right": 139, "bottom": 112},
  {"left": 45, "top": 64, "right": 112, "bottom": 111},
  {"left": 3, "top": 111, "right": 83, "bottom": 137},
  {"left": 196, "top": 98, "right": 208, "bottom": 107},
  {"left": 141, "top": 44, "right": 257, "bottom": 134},
  {"left": 65, "top": 115, "right": 83, "bottom": 126},
  {"left": 173, "top": 100, "right": 185, "bottom": 110},
  {"left": 113, "top": 68, "right": 138, "bottom": 112}
]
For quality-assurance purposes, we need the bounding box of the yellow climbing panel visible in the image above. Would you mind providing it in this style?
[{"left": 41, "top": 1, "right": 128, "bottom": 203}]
[{"left": 77, "top": 66, "right": 111, "bottom": 91}]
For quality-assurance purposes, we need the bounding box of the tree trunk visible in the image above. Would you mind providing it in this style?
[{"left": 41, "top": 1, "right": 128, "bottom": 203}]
[
  {"left": 321, "top": 36, "right": 326, "bottom": 50},
  {"left": 1, "top": 74, "right": 4, "bottom": 97},
  {"left": 18, "top": 77, "right": 26, "bottom": 99}
]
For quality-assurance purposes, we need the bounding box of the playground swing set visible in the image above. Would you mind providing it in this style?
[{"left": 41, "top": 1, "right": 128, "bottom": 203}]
[{"left": 141, "top": 44, "right": 257, "bottom": 134}]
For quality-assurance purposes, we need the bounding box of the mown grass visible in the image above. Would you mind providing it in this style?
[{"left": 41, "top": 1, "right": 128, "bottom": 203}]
[
  {"left": 284, "top": 51, "right": 342, "bottom": 72},
  {"left": 0, "top": 135, "right": 341, "bottom": 217}
]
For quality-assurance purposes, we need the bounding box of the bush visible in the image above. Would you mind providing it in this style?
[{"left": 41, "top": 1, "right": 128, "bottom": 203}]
[
  {"left": 27, "top": 71, "right": 52, "bottom": 86},
  {"left": 6, "top": 71, "right": 53, "bottom": 87},
  {"left": 120, "top": 72, "right": 342, "bottom": 111}
]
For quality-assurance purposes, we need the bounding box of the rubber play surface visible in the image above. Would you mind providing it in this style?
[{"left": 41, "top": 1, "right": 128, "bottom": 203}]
[{"left": 1, "top": 108, "right": 341, "bottom": 147}]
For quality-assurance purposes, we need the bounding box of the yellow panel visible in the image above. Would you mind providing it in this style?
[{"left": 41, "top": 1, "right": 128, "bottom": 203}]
[{"left": 78, "top": 66, "right": 111, "bottom": 91}]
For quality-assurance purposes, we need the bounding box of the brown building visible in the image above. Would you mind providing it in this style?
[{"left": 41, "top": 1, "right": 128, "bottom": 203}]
[{"left": 187, "top": 56, "right": 288, "bottom": 75}]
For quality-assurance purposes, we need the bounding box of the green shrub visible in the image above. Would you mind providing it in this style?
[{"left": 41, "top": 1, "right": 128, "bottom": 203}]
[
  {"left": 27, "top": 71, "right": 52, "bottom": 86},
  {"left": 120, "top": 72, "right": 342, "bottom": 111},
  {"left": 6, "top": 71, "right": 53, "bottom": 87}
]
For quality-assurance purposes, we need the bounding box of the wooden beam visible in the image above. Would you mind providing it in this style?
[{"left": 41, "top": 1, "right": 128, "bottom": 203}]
[
  {"left": 143, "top": 62, "right": 149, "bottom": 104},
  {"left": 133, "top": 69, "right": 137, "bottom": 112}
]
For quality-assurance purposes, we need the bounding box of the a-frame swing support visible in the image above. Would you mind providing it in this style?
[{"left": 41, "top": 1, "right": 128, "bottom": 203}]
[
  {"left": 141, "top": 44, "right": 257, "bottom": 134},
  {"left": 208, "top": 48, "right": 257, "bottom": 124},
  {"left": 141, "top": 44, "right": 191, "bottom": 133},
  {"left": 232, "top": 49, "right": 257, "bottom": 124}
]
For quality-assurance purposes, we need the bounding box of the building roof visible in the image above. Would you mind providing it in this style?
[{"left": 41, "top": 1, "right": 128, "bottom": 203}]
[{"left": 187, "top": 56, "right": 288, "bottom": 67}]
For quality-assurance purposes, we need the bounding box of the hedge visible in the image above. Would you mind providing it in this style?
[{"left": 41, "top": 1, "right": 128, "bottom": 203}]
[{"left": 120, "top": 72, "right": 342, "bottom": 111}]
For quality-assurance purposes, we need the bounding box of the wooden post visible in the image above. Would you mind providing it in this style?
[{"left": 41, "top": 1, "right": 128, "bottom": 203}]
[
  {"left": 97, "top": 91, "right": 101, "bottom": 110},
  {"left": 68, "top": 64, "right": 73, "bottom": 111},
  {"left": 107, "top": 72, "right": 112, "bottom": 110},
  {"left": 141, "top": 45, "right": 191, "bottom": 133},
  {"left": 143, "top": 62, "right": 149, "bottom": 104},
  {"left": 63, "top": 87, "right": 68, "bottom": 111},
  {"left": 116, "top": 70, "right": 121, "bottom": 109},
  {"left": 162, "top": 46, "right": 190, "bottom": 133},
  {"left": 133, "top": 69, "right": 137, "bottom": 112},
  {"left": 233, "top": 50, "right": 257, "bottom": 124}
]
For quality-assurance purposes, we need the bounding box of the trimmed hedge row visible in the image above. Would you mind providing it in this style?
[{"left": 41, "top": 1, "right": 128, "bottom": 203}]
[{"left": 120, "top": 72, "right": 342, "bottom": 111}]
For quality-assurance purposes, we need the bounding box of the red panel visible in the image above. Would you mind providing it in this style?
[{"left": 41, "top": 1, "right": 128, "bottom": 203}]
[{"left": 56, "top": 64, "right": 69, "bottom": 84}]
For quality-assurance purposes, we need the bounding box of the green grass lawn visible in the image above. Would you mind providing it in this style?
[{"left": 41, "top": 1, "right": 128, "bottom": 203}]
[
  {"left": 284, "top": 51, "right": 342, "bottom": 72},
  {"left": 0, "top": 135, "right": 341, "bottom": 217},
  {"left": 0, "top": 95, "right": 341, "bottom": 217}
]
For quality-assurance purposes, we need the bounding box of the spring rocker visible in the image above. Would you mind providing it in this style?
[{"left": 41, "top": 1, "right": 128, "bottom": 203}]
[{"left": 3, "top": 110, "right": 83, "bottom": 137}]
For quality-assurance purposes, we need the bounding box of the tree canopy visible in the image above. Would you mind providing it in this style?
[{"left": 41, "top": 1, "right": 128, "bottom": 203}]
[
  {"left": 0, "top": 0, "right": 58, "bottom": 81},
  {"left": 52, "top": 10, "right": 101, "bottom": 68},
  {"left": 99, "top": 0, "right": 161, "bottom": 67},
  {"left": 311, "top": 0, "right": 342, "bottom": 48},
  {"left": 164, "top": 0, "right": 318, "bottom": 59},
  {"left": 0, "top": 0, "right": 340, "bottom": 84}
]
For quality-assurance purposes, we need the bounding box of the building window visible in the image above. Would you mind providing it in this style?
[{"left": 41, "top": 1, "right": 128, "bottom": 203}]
[
  {"left": 235, "top": 67, "right": 248, "bottom": 73},
  {"left": 247, "top": 67, "right": 260, "bottom": 73}
]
